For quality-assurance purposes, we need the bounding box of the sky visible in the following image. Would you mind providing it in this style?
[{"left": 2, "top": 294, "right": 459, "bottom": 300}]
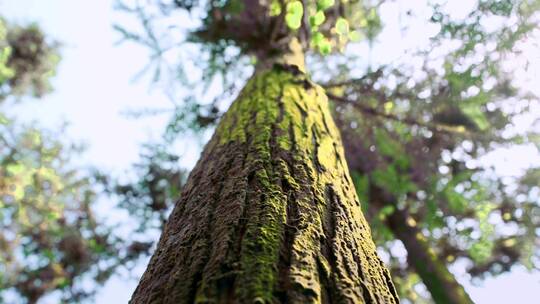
[{"left": 0, "top": 0, "right": 539, "bottom": 303}]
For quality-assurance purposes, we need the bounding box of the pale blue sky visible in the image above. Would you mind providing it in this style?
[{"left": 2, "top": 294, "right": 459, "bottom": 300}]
[{"left": 1, "top": 0, "right": 539, "bottom": 303}]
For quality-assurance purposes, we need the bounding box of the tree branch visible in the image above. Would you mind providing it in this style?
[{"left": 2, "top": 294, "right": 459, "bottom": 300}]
[{"left": 326, "top": 92, "right": 472, "bottom": 135}]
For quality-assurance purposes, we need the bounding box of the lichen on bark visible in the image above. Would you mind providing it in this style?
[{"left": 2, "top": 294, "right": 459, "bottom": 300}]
[{"left": 130, "top": 64, "right": 399, "bottom": 304}]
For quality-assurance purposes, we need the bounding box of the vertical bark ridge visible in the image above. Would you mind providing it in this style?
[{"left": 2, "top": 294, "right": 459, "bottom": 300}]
[{"left": 130, "top": 66, "right": 399, "bottom": 304}]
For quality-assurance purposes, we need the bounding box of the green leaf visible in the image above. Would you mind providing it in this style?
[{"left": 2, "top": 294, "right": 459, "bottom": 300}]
[
  {"left": 384, "top": 101, "right": 394, "bottom": 112},
  {"left": 373, "top": 166, "right": 399, "bottom": 190},
  {"left": 374, "top": 129, "right": 401, "bottom": 158},
  {"left": 348, "top": 30, "right": 362, "bottom": 42},
  {"left": 285, "top": 1, "right": 304, "bottom": 30},
  {"left": 287, "top": 1, "right": 303, "bottom": 15},
  {"left": 317, "top": 0, "right": 335, "bottom": 10},
  {"left": 269, "top": 0, "right": 282, "bottom": 16},
  {"left": 468, "top": 202, "right": 496, "bottom": 262},
  {"left": 318, "top": 38, "right": 332, "bottom": 55},
  {"left": 368, "top": 7, "right": 378, "bottom": 20},
  {"left": 460, "top": 103, "right": 489, "bottom": 130},
  {"left": 470, "top": 241, "right": 494, "bottom": 262},
  {"left": 373, "top": 163, "right": 417, "bottom": 196},
  {"left": 311, "top": 32, "right": 324, "bottom": 46},
  {"left": 0, "top": 46, "right": 15, "bottom": 82},
  {"left": 225, "top": 0, "right": 244, "bottom": 14},
  {"left": 44, "top": 249, "right": 55, "bottom": 260},
  {"left": 335, "top": 18, "right": 349, "bottom": 36},
  {"left": 444, "top": 189, "right": 468, "bottom": 213},
  {"left": 374, "top": 129, "right": 409, "bottom": 170},
  {"left": 0, "top": 113, "right": 10, "bottom": 125},
  {"left": 0, "top": 19, "right": 7, "bottom": 40},
  {"left": 380, "top": 205, "right": 395, "bottom": 216},
  {"left": 286, "top": 15, "right": 302, "bottom": 30},
  {"left": 57, "top": 277, "right": 70, "bottom": 288},
  {"left": 309, "top": 10, "right": 326, "bottom": 27}
]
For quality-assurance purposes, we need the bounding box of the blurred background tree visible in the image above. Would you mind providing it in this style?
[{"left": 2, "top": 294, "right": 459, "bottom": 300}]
[
  {"left": 0, "top": 18, "right": 151, "bottom": 304},
  {"left": 110, "top": 0, "right": 540, "bottom": 303}
]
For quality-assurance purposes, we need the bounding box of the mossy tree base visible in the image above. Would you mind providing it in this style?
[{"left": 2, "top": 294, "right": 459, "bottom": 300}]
[{"left": 130, "top": 66, "right": 399, "bottom": 304}]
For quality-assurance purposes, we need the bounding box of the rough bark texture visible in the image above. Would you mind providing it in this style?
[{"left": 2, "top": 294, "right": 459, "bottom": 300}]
[
  {"left": 130, "top": 65, "right": 399, "bottom": 304},
  {"left": 370, "top": 187, "right": 473, "bottom": 304}
]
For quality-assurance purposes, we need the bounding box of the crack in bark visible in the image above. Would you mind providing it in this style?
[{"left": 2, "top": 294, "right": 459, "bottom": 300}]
[
  {"left": 276, "top": 177, "right": 298, "bottom": 302},
  {"left": 311, "top": 125, "right": 324, "bottom": 173},
  {"left": 320, "top": 185, "right": 339, "bottom": 302}
]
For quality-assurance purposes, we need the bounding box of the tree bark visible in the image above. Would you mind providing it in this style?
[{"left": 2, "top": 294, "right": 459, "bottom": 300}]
[
  {"left": 130, "top": 64, "right": 399, "bottom": 303},
  {"left": 369, "top": 186, "right": 473, "bottom": 304}
]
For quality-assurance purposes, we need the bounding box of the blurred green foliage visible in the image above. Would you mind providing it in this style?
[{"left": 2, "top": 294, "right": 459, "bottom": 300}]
[
  {"left": 0, "top": 18, "right": 149, "bottom": 304},
  {"left": 0, "top": 19, "right": 59, "bottom": 100},
  {"left": 0, "top": 120, "right": 120, "bottom": 303}
]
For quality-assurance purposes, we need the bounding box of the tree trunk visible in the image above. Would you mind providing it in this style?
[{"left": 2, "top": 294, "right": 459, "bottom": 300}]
[
  {"left": 130, "top": 64, "right": 399, "bottom": 303},
  {"left": 369, "top": 186, "right": 473, "bottom": 304}
]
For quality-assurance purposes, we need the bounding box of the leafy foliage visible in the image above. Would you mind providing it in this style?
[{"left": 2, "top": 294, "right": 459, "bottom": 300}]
[{"left": 0, "top": 121, "right": 119, "bottom": 303}]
